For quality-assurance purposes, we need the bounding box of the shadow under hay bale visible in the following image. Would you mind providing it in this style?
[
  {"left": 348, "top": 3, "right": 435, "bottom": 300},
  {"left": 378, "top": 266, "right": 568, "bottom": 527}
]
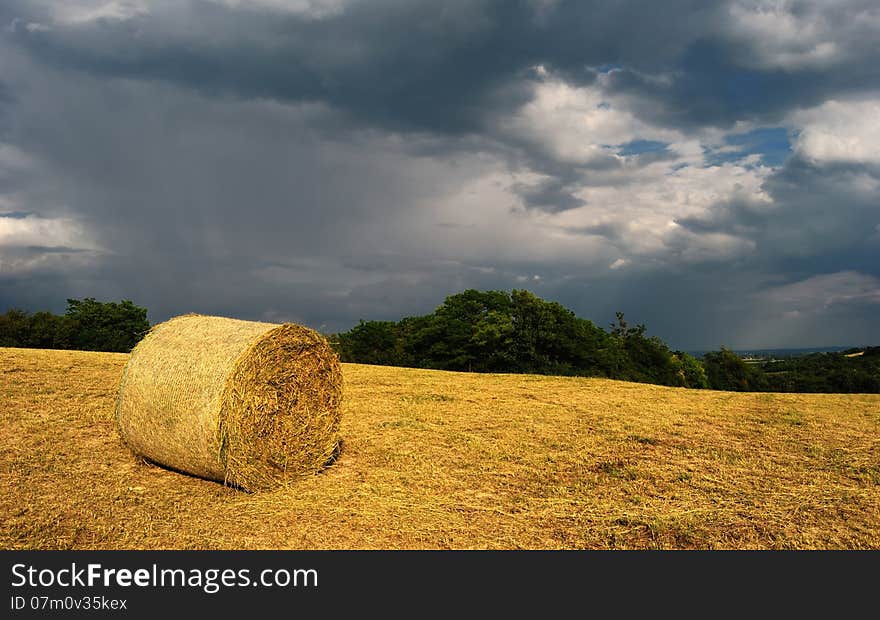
[{"left": 115, "top": 314, "right": 343, "bottom": 491}]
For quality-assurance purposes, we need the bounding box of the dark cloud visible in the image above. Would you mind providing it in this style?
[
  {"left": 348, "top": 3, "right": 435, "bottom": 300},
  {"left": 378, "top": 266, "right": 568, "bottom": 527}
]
[
  {"left": 4, "top": 1, "right": 879, "bottom": 136},
  {"left": 513, "top": 176, "right": 583, "bottom": 212},
  {"left": 1, "top": 1, "right": 719, "bottom": 133},
  {"left": 0, "top": 1, "right": 878, "bottom": 348},
  {"left": 674, "top": 198, "right": 765, "bottom": 236},
  {"left": 676, "top": 156, "right": 880, "bottom": 275},
  {"left": 567, "top": 222, "right": 627, "bottom": 244}
]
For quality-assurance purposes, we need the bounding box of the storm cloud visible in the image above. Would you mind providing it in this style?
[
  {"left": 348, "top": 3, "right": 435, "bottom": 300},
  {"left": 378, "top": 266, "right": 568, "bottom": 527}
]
[{"left": 1, "top": 0, "right": 878, "bottom": 349}]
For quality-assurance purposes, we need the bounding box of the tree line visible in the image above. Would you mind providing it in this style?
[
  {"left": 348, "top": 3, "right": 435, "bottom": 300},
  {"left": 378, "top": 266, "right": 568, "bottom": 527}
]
[
  {"left": 332, "top": 289, "right": 880, "bottom": 394},
  {"left": 0, "top": 298, "right": 150, "bottom": 353},
  {"left": 2, "top": 290, "right": 876, "bottom": 393},
  {"left": 333, "top": 289, "right": 709, "bottom": 388}
]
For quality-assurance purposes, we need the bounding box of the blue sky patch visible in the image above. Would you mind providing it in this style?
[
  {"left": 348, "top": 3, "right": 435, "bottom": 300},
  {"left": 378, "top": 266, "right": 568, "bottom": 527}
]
[{"left": 710, "top": 126, "right": 792, "bottom": 167}]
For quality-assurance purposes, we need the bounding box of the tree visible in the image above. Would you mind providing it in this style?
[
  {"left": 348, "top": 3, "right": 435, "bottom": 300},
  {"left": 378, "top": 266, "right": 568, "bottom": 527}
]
[
  {"left": 608, "top": 312, "right": 680, "bottom": 384},
  {"left": 673, "top": 351, "right": 709, "bottom": 389},
  {"left": 471, "top": 309, "right": 516, "bottom": 371},
  {"left": 610, "top": 311, "right": 646, "bottom": 340},
  {"left": 25, "top": 311, "right": 72, "bottom": 350},
  {"left": 65, "top": 298, "right": 150, "bottom": 352},
  {"left": 703, "top": 347, "right": 768, "bottom": 391},
  {"left": 0, "top": 309, "right": 30, "bottom": 347},
  {"left": 334, "top": 320, "right": 400, "bottom": 366}
]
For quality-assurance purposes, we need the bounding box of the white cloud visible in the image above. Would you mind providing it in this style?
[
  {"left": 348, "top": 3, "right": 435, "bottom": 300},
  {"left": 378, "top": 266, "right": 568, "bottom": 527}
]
[
  {"left": 791, "top": 98, "right": 880, "bottom": 164},
  {"left": 0, "top": 139, "right": 105, "bottom": 272},
  {"left": 727, "top": 0, "right": 840, "bottom": 69},
  {"left": 398, "top": 160, "right": 612, "bottom": 267},
  {"left": 392, "top": 146, "right": 776, "bottom": 273},
  {"left": 0, "top": 214, "right": 98, "bottom": 250},
  {"left": 10, "top": 21, "right": 52, "bottom": 33},
  {"left": 37, "top": 1, "right": 150, "bottom": 24},
  {"left": 0, "top": 213, "right": 103, "bottom": 277},
  {"left": 498, "top": 77, "right": 684, "bottom": 166},
  {"left": 554, "top": 159, "right": 773, "bottom": 257},
  {"left": 478, "top": 73, "right": 781, "bottom": 266},
  {"left": 726, "top": 1, "right": 880, "bottom": 70},
  {"left": 0, "top": 247, "right": 101, "bottom": 277},
  {"left": 206, "top": 0, "right": 350, "bottom": 18}
]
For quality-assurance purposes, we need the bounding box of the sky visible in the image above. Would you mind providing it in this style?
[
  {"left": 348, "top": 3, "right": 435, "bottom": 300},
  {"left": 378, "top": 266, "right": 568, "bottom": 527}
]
[{"left": 0, "top": 0, "right": 878, "bottom": 350}]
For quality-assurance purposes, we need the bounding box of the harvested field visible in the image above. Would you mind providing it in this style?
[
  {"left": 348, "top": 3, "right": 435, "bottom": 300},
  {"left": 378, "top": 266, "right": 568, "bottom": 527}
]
[{"left": 1, "top": 346, "right": 879, "bottom": 549}]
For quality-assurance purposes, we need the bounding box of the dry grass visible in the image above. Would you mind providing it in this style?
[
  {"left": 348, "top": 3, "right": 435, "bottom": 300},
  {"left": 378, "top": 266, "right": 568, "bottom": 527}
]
[{"left": 1, "top": 346, "right": 878, "bottom": 549}]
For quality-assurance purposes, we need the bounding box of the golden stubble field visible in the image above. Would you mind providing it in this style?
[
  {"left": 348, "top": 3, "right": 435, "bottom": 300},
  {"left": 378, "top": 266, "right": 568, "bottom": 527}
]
[{"left": 1, "top": 346, "right": 878, "bottom": 549}]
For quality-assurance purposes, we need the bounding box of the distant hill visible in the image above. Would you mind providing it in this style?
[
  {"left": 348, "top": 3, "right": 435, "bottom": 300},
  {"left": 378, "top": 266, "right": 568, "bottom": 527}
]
[{"left": 689, "top": 346, "right": 855, "bottom": 360}]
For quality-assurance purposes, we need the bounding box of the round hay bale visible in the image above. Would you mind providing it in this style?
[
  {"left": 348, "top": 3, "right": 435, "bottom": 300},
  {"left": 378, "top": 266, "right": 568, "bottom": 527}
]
[{"left": 115, "top": 314, "right": 342, "bottom": 491}]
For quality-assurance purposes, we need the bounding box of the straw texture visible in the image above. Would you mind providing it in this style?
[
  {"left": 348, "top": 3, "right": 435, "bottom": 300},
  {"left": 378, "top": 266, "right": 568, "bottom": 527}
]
[{"left": 115, "top": 314, "right": 342, "bottom": 491}]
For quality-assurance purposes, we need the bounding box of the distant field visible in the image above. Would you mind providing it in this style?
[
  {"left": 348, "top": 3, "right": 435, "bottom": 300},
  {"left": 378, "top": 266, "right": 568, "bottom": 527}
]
[{"left": 1, "top": 346, "right": 878, "bottom": 549}]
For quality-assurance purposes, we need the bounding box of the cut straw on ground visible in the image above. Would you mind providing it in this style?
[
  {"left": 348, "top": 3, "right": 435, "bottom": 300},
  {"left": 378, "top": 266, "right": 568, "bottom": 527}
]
[{"left": 1, "top": 347, "right": 878, "bottom": 549}]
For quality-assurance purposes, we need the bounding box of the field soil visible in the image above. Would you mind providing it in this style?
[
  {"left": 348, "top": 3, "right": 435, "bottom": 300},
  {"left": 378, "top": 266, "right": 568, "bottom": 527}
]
[{"left": 1, "top": 347, "right": 878, "bottom": 549}]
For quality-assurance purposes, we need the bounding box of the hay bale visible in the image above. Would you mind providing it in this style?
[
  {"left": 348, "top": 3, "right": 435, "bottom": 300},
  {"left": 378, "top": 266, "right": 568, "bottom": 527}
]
[{"left": 115, "top": 314, "right": 342, "bottom": 491}]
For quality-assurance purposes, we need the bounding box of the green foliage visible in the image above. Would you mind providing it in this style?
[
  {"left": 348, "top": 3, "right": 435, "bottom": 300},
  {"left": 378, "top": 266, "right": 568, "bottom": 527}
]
[
  {"left": 702, "top": 347, "right": 768, "bottom": 392},
  {"left": 5, "top": 289, "right": 876, "bottom": 394},
  {"left": 64, "top": 298, "right": 150, "bottom": 352},
  {"left": 0, "top": 298, "right": 149, "bottom": 353},
  {"left": 0, "top": 309, "right": 31, "bottom": 347},
  {"left": 334, "top": 320, "right": 400, "bottom": 366},
  {"left": 0, "top": 308, "right": 72, "bottom": 350},
  {"left": 333, "top": 289, "right": 878, "bottom": 393},
  {"left": 603, "top": 311, "right": 702, "bottom": 386},
  {"left": 508, "top": 289, "right": 611, "bottom": 376},
  {"left": 333, "top": 289, "right": 698, "bottom": 387},
  {"left": 760, "top": 351, "right": 880, "bottom": 393},
  {"left": 698, "top": 347, "right": 880, "bottom": 393},
  {"left": 420, "top": 289, "right": 514, "bottom": 371},
  {"left": 673, "top": 352, "right": 710, "bottom": 389},
  {"left": 26, "top": 311, "right": 73, "bottom": 349}
]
